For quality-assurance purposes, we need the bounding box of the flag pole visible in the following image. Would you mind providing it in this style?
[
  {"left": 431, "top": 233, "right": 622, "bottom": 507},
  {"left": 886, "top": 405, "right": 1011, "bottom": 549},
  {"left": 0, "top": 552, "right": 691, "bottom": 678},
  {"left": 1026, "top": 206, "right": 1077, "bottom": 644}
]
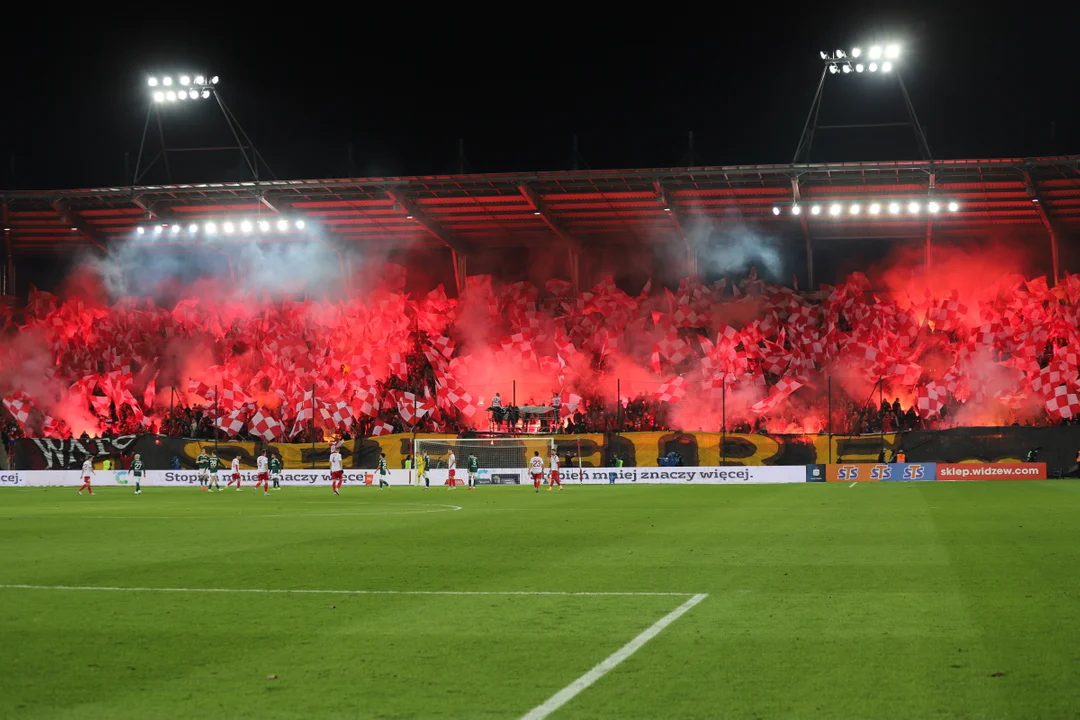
[
  {"left": 311, "top": 382, "right": 316, "bottom": 469},
  {"left": 721, "top": 381, "right": 727, "bottom": 466},
  {"left": 169, "top": 385, "right": 174, "bottom": 436},
  {"left": 213, "top": 385, "right": 219, "bottom": 456}
]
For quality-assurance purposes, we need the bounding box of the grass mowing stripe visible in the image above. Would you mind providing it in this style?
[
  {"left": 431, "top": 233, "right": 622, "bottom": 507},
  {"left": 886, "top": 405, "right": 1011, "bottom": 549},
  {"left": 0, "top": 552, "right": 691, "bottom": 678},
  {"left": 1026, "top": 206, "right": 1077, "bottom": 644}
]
[
  {"left": 0, "top": 584, "right": 696, "bottom": 598},
  {"left": 520, "top": 593, "right": 709, "bottom": 720}
]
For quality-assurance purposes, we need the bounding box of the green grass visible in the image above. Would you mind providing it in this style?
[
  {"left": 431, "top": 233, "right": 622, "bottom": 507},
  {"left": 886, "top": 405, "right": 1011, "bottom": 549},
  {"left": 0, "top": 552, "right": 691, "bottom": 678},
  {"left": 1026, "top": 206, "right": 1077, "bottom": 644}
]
[{"left": 1, "top": 482, "right": 1080, "bottom": 719}]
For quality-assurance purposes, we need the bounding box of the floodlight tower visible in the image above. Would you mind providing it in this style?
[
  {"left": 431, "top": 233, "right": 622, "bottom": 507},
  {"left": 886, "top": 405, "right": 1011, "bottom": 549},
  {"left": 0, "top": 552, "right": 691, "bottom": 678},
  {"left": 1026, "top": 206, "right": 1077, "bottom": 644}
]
[
  {"left": 792, "top": 44, "right": 931, "bottom": 162},
  {"left": 132, "top": 73, "right": 274, "bottom": 185}
]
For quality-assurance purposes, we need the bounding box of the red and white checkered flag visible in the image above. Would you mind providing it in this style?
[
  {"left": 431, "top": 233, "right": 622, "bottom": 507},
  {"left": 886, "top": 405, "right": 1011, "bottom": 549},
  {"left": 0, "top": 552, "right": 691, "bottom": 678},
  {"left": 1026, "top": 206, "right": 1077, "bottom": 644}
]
[
  {"left": 215, "top": 408, "right": 247, "bottom": 437},
  {"left": 1045, "top": 384, "right": 1080, "bottom": 420},
  {"left": 249, "top": 409, "right": 283, "bottom": 442},
  {"left": 2, "top": 393, "right": 33, "bottom": 426}
]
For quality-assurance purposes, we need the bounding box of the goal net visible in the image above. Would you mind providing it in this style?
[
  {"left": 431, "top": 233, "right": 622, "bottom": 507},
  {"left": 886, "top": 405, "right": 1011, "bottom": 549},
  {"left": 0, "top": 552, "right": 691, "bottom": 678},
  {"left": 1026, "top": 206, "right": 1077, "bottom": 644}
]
[{"left": 413, "top": 437, "right": 556, "bottom": 484}]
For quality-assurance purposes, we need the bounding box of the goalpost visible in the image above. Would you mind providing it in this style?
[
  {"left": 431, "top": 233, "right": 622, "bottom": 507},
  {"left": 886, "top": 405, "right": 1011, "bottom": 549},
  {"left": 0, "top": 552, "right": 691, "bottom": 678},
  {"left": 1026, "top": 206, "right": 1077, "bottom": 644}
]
[{"left": 413, "top": 437, "right": 556, "bottom": 486}]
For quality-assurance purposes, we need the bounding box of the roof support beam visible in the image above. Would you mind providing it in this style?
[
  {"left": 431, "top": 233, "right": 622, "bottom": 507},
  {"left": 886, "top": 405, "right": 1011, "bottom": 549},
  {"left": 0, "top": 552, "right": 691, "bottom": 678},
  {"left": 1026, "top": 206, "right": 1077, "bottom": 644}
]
[
  {"left": 51, "top": 201, "right": 106, "bottom": 251},
  {"left": 384, "top": 188, "right": 467, "bottom": 254},
  {"left": 1023, "top": 171, "right": 1060, "bottom": 286},
  {"left": 791, "top": 179, "right": 814, "bottom": 290},
  {"left": 2, "top": 202, "right": 13, "bottom": 296},
  {"left": 656, "top": 182, "right": 696, "bottom": 278},
  {"left": 518, "top": 183, "right": 582, "bottom": 291},
  {"left": 924, "top": 172, "right": 936, "bottom": 281}
]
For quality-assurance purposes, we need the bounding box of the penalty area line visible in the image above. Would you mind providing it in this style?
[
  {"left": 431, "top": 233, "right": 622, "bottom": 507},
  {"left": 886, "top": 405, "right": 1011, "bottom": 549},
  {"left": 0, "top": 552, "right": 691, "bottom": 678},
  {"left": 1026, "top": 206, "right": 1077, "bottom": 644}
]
[
  {"left": 849, "top": 482, "right": 857, "bottom": 488},
  {"left": 519, "top": 592, "right": 708, "bottom": 720},
  {"left": 0, "top": 584, "right": 696, "bottom": 598}
]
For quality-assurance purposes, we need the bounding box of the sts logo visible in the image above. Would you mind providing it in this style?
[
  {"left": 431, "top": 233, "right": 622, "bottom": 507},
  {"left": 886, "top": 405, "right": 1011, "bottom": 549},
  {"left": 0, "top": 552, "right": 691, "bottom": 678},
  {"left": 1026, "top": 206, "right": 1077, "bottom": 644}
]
[
  {"left": 836, "top": 466, "right": 859, "bottom": 480},
  {"left": 870, "top": 465, "right": 892, "bottom": 480},
  {"left": 903, "top": 465, "right": 925, "bottom": 479}
]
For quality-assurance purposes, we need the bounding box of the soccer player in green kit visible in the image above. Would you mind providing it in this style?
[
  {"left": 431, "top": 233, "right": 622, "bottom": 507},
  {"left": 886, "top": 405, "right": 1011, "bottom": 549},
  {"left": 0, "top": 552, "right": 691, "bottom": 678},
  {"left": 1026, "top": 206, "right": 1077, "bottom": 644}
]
[
  {"left": 197, "top": 450, "right": 210, "bottom": 491},
  {"left": 377, "top": 453, "right": 390, "bottom": 488},
  {"left": 131, "top": 454, "right": 145, "bottom": 494},
  {"left": 270, "top": 455, "right": 283, "bottom": 489},
  {"left": 467, "top": 453, "right": 479, "bottom": 490},
  {"left": 207, "top": 452, "right": 222, "bottom": 492}
]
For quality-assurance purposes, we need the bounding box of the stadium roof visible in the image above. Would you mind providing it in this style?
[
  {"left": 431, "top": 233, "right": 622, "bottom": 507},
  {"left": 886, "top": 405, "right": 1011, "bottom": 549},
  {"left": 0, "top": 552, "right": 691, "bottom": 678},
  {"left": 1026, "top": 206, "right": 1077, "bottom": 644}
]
[{"left": 2, "top": 155, "right": 1078, "bottom": 257}]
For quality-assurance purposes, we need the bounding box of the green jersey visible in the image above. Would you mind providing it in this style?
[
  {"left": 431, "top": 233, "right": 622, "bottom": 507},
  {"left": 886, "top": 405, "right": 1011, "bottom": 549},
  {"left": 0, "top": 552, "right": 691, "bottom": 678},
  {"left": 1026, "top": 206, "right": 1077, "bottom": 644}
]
[
  {"left": 467, "top": 455, "right": 479, "bottom": 473},
  {"left": 378, "top": 458, "right": 388, "bottom": 474},
  {"left": 270, "top": 457, "right": 282, "bottom": 474},
  {"left": 208, "top": 456, "right": 220, "bottom": 472},
  {"left": 197, "top": 453, "right": 209, "bottom": 470},
  {"left": 131, "top": 460, "right": 145, "bottom": 477},
  {"left": 422, "top": 455, "right": 430, "bottom": 474}
]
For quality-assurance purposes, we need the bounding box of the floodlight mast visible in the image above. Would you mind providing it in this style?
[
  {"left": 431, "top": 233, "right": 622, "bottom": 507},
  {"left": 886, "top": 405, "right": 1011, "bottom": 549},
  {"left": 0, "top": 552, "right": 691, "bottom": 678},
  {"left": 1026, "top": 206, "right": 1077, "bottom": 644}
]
[
  {"left": 132, "top": 74, "right": 275, "bottom": 186},
  {"left": 792, "top": 44, "right": 931, "bottom": 163}
]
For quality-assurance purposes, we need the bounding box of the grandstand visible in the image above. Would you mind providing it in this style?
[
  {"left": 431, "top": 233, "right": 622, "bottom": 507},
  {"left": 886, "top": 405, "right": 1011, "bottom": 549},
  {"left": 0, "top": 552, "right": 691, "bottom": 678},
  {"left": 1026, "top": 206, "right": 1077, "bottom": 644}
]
[{"left": 2, "top": 156, "right": 1078, "bottom": 296}]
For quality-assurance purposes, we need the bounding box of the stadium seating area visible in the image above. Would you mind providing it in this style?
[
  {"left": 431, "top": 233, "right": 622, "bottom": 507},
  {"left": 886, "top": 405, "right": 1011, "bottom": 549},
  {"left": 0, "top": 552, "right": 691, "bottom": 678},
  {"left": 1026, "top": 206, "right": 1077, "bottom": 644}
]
[{"left": 3, "top": 269, "right": 1080, "bottom": 441}]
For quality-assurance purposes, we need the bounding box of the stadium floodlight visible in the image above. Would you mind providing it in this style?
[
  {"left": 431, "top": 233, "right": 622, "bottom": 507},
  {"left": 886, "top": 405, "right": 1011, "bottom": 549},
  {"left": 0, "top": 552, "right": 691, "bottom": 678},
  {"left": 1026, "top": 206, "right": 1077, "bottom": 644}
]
[
  {"left": 869, "top": 203, "right": 881, "bottom": 214},
  {"left": 820, "top": 51, "right": 829, "bottom": 60},
  {"left": 223, "top": 222, "right": 235, "bottom": 233},
  {"left": 868, "top": 62, "right": 879, "bottom": 72},
  {"left": 205, "top": 222, "right": 217, "bottom": 234},
  {"left": 188, "top": 223, "right": 198, "bottom": 233},
  {"left": 928, "top": 201, "right": 940, "bottom": 213},
  {"left": 276, "top": 219, "right": 288, "bottom": 231},
  {"left": 829, "top": 204, "right": 842, "bottom": 216},
  {"left": 886, "top": 44, "right": 900, "bottom": 59},
  {"left": 153, "top": 225, "right": 163, "bottom": 234},
  {"left": 889, "top": 202, "right": 901, "bottom": 214},
  {"left": 850, "top": 204, "right": 860, "bottom": 214},
  {"left": 828, "top": 64, "right": 839, "bottom": 74},
  {"left": 856, "top": 63, "right": 865, "bottom": 73},
  {"left": 171, "top": 224, "right": 181, "bottom": 235},
  {"left": 792, "top": 204, "right": 802, "bottom": 215},
  {"left": 136, "top": 226, "right": 145, "bottom": 234},
  {"left": 836, "top": 50, "right": 846, "bottom": 58},
  {"left": 842, "top": 64, "right": 852, "bottom": 74},
  {"left": 772, "top": 206, "right": 781, "bottom": 215},
  {"left": 852, "top": 48, "right": 862, "bottom": 58},
  {"left": 811, "top": 205, "right": 821, "bottom": 215},
  {"left": 881, "top": 61, "right": 893, "bottom": 72},
  {"left": 948, "top": 201, "right": 959, "bottom": 212},
  {"left": 211, "top": 76, "right": 219, "bottom": 84},
  {"left": 150, "top": 74, "right": 216, "bottom": 102},
  {"left": 259, "top": 220, "right": 270, "bottom": 232},
  {"left": 240, "top": 220, "right": 253, "bottom": 233},
  {"left": 295, "top": 220, "right": 305, "bottom": 229},
  {"left": 869, "top": 46, "right": 882, "bottom": 59},
  {"left": 908, "top": 202, "right": 920, "bottom": 213}
]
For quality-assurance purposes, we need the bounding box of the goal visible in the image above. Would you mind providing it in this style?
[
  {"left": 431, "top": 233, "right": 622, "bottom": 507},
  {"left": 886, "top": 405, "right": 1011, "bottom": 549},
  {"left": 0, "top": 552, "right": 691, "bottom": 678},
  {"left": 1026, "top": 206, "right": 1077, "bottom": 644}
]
[{"left": 413, "top": 437, "right": 556, "bottom": 480}]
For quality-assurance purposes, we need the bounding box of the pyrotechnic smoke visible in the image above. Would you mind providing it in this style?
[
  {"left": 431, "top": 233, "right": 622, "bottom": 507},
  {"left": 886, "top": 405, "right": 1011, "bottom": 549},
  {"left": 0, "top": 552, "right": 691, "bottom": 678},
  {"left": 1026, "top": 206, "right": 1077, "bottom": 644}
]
[{"left": 689, "top": 211, "right": 784, "bottom": 280}]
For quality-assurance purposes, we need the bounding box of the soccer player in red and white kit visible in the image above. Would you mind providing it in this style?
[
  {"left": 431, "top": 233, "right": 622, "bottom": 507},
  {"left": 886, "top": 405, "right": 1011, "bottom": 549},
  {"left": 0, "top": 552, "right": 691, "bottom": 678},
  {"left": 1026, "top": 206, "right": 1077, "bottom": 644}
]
[
  {"left": 77, "top": 458, "right": 94, "bottom": 495},
  {"left": 530, "top": 451, "right": 544, "bottom": 493},
  {"left": 447, "top": 451, "right": 457, "bottom": 489},
  {"left": 229, "top": 455, "right": 242, "bottom": 490},
  {"left": 547, "top": 452, "right": 563, "bottom": 491},
  {"left": 254, "top": 450, "right": 270, "bottom": 496},
  {"left": 330, "top": 448, "right": 344, "bottom": 495}
]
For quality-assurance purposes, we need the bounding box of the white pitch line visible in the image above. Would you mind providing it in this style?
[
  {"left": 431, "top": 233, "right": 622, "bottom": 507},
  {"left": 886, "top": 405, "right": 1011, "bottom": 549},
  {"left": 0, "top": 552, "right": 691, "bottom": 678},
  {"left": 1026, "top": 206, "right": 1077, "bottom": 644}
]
[
  {"left": 849, "top": 482, "right": 857, "bottom": 488},
  {"left": 8, "top": 504, "right": 464, "bottom": 521},
  {"left": 520, "top": 593, "right": 708, "bottom": 720},
  {"left": 0, "top": 584, "right": 695, "bottom": 598}
]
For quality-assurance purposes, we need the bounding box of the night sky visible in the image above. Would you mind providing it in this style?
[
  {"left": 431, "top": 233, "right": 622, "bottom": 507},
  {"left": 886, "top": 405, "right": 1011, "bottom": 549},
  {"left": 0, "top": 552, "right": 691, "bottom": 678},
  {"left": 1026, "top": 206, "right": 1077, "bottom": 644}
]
[{"left": 2, "top": 3, "right": 1078, "bottom": 190}]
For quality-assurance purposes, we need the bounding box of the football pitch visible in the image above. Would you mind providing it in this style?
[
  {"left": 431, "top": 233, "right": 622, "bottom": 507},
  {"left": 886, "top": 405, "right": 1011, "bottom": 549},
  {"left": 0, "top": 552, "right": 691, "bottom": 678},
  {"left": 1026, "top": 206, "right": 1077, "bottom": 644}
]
[{"left": 1, "top": 481, "right": 1079, "bottom": 719}]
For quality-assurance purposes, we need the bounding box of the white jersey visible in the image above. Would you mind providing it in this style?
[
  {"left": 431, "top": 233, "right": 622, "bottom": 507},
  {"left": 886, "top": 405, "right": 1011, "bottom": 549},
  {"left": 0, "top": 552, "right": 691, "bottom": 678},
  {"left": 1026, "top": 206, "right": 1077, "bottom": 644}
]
[
  {"left": 530, "top": 456, "right": 544, "bottom": 474},
  {"left": 550, "top": 455, "right": 560, "bottom": 471},
  {"left": 257, "top": 456, "right": 268, "bottom": 473},
  {"left": 231, "top": 457, "right": 240, "bottom": 474},
  {"left": 81, "top": 459, "right": 93, "bottom": 478},
  {"left": 448, "top": 453, "right": 456, "bottom": 470},
  {"left": 329, "top": 452, "right": 343, "bottom": 472}
]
